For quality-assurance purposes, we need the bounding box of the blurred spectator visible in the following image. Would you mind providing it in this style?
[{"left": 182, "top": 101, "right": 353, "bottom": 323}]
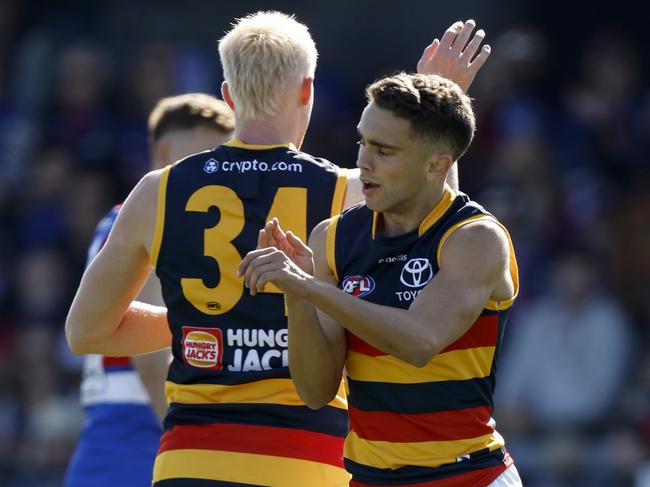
[
  {"left": 45, "top": 43, "right": 117, "bottom": 173},
  {"left": 496, "top": 249, "right": 635, "bottom": 485}
]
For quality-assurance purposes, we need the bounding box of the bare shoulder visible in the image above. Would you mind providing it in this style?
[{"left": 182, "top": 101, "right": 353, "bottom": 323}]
[
  {"left": 115, "top": 167, "right": 167, "bottom": 253},
  {"left": 440, "top": 218, "right": 510, "bottom": 270},
  {"left": 308, "top": 218, "right": 332, "bottom": 254},
  {"left": 308, "top": 218, "right": 336, "bottom": 282}
]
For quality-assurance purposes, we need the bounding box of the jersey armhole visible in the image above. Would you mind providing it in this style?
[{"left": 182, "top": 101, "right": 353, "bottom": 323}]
[
  {"left": 436, "top": 214, "right": 519, "bottom": 311},
  {"left": 149, "top": 165, "right": 172, "bottom": 267},
  {"left": 329, "top": 168, "right": 348, "bottom": 217},
  {"left": 326, "top": 214, "right": 341, "bottom": 284}
]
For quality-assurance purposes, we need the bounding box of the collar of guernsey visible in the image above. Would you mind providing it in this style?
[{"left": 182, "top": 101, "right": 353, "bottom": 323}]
[
  {"left": 371, "top": 183, "right": 456, "bottom": 240},
  {"left": 223, "top": 138, "right": 297, "bottom": 151}
]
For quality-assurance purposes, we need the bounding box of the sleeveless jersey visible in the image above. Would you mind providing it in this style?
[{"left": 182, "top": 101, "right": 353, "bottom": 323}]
[
  {"left": 65, "top": 205, "right": 162, "bottom": 487},
  {"left": 327, "top": 185, "right": 519, "bottom": 487},
  {"left": 151, "top": 140, "right": 350, "bottom": 486}
]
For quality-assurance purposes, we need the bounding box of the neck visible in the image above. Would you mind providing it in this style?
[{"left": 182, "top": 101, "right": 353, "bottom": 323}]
[
  {"left": 234, "top": 111, "right": 304, "bottom": 149},
  {"left": 380, "top": 184, "right": 446, "bottom": 237}
]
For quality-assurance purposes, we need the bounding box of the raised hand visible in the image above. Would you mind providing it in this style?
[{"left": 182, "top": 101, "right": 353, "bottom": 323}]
[
  {"left": 238, "top": 246, "right": 313, "bottom": 297},
  {"left": 416, "top": 19, "right": 491, "bottom": 92},
  {"left": 256, "top": 218, "right": 313, "bottom": 274}
]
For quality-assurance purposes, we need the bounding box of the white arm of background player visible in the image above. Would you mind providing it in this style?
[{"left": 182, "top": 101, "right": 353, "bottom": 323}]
[{"left": 342, "top": 19, "right": 491, "bottom": 207}]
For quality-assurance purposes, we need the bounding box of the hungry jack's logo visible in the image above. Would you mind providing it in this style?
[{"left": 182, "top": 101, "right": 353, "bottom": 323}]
[{"left": 182, "top": 326, "right": 223, "bottom": 370}]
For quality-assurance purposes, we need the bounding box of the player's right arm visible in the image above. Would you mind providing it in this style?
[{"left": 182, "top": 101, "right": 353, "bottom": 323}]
[
  {"left": 66, "top": 170, "right": 171, "bottom": 356},
  {"left": 254, "top": 218, "right": 347, "bottom": 409}
]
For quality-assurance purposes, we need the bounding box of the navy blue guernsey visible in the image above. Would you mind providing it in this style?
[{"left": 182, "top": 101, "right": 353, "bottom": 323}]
[
  {"left": 150, "top": 140, "right": 350, "bottom": 483},
  {"left": 327, "top": 185, "right": 519, "bottom": 486}
]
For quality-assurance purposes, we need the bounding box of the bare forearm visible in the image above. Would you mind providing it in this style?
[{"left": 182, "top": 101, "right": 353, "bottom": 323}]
[
  {"left": 69, "top": 301, "right": 171, "bottom": 356},
  {"left": 302, "top": 278, "right": 440, "bottom": 367},
  {"left": 66, "top": 264, "right": 146, "bottom": 354},
  {"left": 286, "top": 295, "right": 343, "bottom": 409}
]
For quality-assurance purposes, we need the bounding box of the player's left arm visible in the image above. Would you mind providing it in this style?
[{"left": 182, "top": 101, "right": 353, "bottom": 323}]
[
  {"left": 245, "top": 220, "right": 512, "bottom": 367},
  {"left": 66, "top": 170, "right": 171, "bottom": 356}
]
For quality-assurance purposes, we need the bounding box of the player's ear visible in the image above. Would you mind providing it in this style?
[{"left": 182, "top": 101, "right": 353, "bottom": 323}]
[
  {"left": 426, "top": 153, "right": 453, "bottom": 181},
  {"left": 299, "top": 77, "right": 313, "bottom": 106},
  {"left": 221, "top": 81, "right": 235, "bottom": 110}
]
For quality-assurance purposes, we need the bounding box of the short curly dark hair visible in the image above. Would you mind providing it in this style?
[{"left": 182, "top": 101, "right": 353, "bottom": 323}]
[
  {"left": 366, "top": 73, "right": 475, "bottom": 160},
  {"left": 148, "top": 93, "right": 235, "bottom": 142}
]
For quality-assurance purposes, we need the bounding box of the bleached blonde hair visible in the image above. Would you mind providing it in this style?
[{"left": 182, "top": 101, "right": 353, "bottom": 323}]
[{"left": 218, "top": 11, "right": 317, "bottom": 120}]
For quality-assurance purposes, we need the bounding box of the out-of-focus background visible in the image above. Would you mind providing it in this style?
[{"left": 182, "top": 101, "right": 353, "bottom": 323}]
[{"left": 0, "top": 0, "right": 648, "bottom": 485}]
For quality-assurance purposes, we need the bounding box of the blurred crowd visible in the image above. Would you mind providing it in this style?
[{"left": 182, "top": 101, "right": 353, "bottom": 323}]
[{"left": 0, "top": 1, "right": 649, "bottom": 486}]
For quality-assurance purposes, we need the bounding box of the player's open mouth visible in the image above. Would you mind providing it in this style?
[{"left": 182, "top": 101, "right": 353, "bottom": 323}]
[{"left": 362, "top": 182, "right": 379, "bottom": 192}]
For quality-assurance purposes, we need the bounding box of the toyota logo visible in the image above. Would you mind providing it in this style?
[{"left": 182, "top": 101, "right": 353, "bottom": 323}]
[{"left": 400, "top": 258, "right": 433, "bottom": 288}]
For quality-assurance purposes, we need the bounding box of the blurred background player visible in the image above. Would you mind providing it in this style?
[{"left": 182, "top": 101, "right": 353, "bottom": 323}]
[
  {"left": 64, "top": 93, "right": 234, "bottom": 487},
  {"left": 65, "top": 12, "right": 490, "bottom": 487}
]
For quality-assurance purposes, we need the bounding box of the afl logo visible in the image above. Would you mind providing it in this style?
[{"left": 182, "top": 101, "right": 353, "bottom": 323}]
[
  {"left": 182, "top": 326, "right": 223, "bottom": 370},
  {"left": 203, "top": 158, "right": 219, "bottom": 173},
  {"left": 400, "top": 258, "right": 433, "bottom": 288},
  {"left": 341, "top": 275, "right": 375, "bottom": 298}
]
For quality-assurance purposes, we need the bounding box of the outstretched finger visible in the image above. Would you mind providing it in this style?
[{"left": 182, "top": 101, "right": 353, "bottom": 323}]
[
  {"left": 438, "top": 21, "right": 464, "bottom": 51},
  {"left": 417, "top": 39, "right": 439, "bottom": 73},
  {"left": 286, "top": 231, "right": 311, "bottom": 254},
  {"left": 460, "top": 28, "right": 486, "bottom": 62},
  {"left": 271, "top": 220, "right": 287, "bottom": 246},
  {"left": 257, "top": 228, "right": 272, "bottom": 249},
  {"left": 468, "top": 44, "right": 491, "bottom": 74},
  {"left": 449, "top": 19, "right": 476, "bottom": 55}
]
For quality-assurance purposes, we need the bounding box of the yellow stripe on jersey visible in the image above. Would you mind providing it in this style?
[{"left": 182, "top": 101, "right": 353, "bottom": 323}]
[
  {"left": 326, "top": 215, "right": 341, "bottom": 283},
  {"left": 371, "top": 184, "right": 456, "bottom": 240},
  {"left": 344, "top": 430, "right": 505, "bottom": 469},
  {"left": 223, "top": 138, "right": 297, "bottom": 151},
  {"left": 436, "top": 214, "right": 520, "bottom": 311},
  {"left": 153, "top": 449, "right": 350, "bottom": 487},
  {"left": 418, "top": 184, "right": 457, "bottom": 236},
  {"left": 166, "top": 378, "right": 348, "bottom": 410},
  {"left": 345, "top": 346, "right": 495, "bottom": 384},
  {"left": 150, "top": 164, "right": 172, "bottom": 267},
  {"left": 330, "top": 168, "right": 348, "bottom": 217}
]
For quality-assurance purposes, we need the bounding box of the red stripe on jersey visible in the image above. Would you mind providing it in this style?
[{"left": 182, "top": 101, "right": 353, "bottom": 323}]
[
  {"left": 350, "top": 463, "right": 508, "bottom": 487},
  {"left": 348, "top": 405, "right": 494, "bottom": 442},
  {"left": 348, "top": 314, "right": 498, "bottom": 357},
  {"left": 102, "top": 356, "right": 131, "bottom": 367},
  {"left": 347, "top": 331, "right": 386, "bottom": 356},
  {"left": 159, "top": 423, "right": 344, "bottom": 468},
  {"left": 440, "top": 314, "right": 498, "bottom": 353}
]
